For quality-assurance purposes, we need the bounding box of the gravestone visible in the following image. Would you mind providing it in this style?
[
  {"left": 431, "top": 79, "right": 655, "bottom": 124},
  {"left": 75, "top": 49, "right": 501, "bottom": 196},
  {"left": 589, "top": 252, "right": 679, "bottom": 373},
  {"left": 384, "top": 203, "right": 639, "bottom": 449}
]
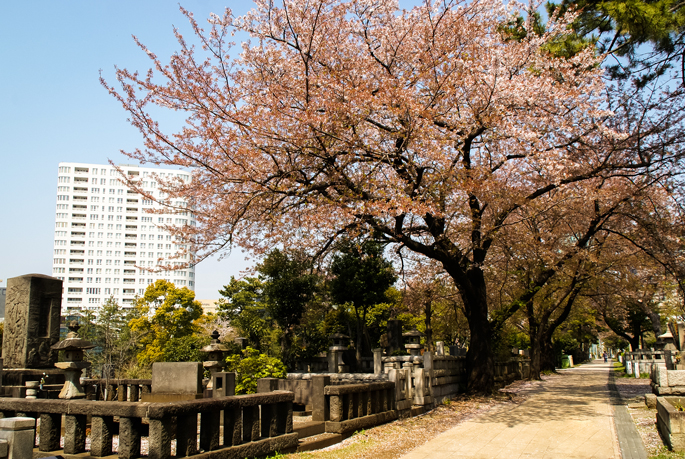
[
  {"left": 2, "top": 275, "right": 64, "bottom": 394},
  {"left": 387, "top": 320, "right": 402, "bottom": 355},
  {"left": 3, "top": 274, "right": 61, "bottom": 369},
  {"left": 141, "top": 362, "right": 203, "bottom": 402}
]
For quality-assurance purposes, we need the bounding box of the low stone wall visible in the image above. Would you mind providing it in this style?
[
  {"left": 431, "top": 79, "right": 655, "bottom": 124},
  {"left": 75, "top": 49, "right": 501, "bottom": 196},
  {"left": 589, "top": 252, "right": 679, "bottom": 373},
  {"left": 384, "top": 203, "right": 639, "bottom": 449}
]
[
  {"left": 494, "top": 358, "right": 530, "bottom": 387},
  {"left": 429, "top": 356, "right": 466, "bottom": 404},
  {"left": 0, "top": 391, "right": 298, "bottom": 458},
  {"left": 651, "top": 365, "right": 685, "bottom": 395},
  {"left": 657, "top": 396, "right": 685, "bottom": 451}
]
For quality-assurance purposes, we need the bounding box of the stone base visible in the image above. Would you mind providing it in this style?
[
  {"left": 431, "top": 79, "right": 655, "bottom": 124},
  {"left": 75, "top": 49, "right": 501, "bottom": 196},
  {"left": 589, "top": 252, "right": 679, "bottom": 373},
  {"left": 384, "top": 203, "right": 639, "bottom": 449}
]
[
  {"left": 141, "top": 393, "right": 203, "bottom": 402},
  {"left": 325, "top": 411, "right": 397, "bottom": 434}
]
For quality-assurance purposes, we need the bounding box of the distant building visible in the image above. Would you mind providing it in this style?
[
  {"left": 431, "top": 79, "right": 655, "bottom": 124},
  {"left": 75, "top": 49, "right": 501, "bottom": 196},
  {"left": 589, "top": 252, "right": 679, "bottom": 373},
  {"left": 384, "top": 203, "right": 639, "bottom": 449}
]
[
  {"left": 53, "top": 162, "right": 196, "bottom": 313},
  {"left": 197, "top": 299, "right": 221, "bottom": 315}
]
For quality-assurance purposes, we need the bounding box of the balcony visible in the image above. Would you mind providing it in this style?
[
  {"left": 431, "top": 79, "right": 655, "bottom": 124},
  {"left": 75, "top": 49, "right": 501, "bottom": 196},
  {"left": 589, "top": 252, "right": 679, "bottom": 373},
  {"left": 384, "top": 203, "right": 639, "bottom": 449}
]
[
  {"left": 125, "top": 225, "right": 137, "bottom": 230},
  {"left": 73, "top": 196, "right": 87, "bottom": 201},
  {"left": 69, "top": 259, "right": 84, "bottom": 264},
  {"left": 124, "top": 243, "right": 137, "bottom": 248},
  {"left": 126, "top": 210, "right": 138, "bottom": 214},
  {"left": 70, "top": 241, "right": 85, "bottom": 246},
  {"left": 71, "top": 222, "right": 86, "bottom": 227},
  {"left": 73, "top": 187, "right": 88, "bottom": 192},
  {"left": 72, "top": 205, "right": 87, "bottom": 210},
  {"left": 72, "top": 214, "right": 86, "bottom": 220},
  {"left": 124, "top": 261, "right": 136, "bottom": 265},
  {"left": 123, "top": 279, "right": 135, "bottom": 284},
  {"left": 125, "top": 235, "right": 137, "bottom": 240},
  {"left": 124, "top": 252, "right": 136, "bottom": 258}
]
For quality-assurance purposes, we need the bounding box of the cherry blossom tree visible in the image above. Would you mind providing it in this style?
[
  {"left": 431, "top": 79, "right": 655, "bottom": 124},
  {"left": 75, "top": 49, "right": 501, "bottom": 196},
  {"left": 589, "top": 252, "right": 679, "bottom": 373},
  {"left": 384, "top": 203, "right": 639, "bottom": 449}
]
[{"left": 104, "top": 0, "right": 685, "bottom": 391}]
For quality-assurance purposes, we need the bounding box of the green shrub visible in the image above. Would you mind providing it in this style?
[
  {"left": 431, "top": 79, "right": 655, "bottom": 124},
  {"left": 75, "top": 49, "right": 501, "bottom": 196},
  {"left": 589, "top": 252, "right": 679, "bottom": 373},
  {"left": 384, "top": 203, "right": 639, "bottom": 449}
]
[{"left": 225, "top": 347, "right": 287, "bottom": 394}]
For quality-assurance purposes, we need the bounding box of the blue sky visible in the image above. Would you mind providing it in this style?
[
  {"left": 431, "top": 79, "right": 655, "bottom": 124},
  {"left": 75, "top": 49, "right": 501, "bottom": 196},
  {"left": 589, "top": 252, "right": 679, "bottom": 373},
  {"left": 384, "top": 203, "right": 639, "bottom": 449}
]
[
  {"left": 0, "top": 1, "right": 424, "bottom": 298},
  {"left": 0, "top": 1, "right": 256, "bottom": 298}
]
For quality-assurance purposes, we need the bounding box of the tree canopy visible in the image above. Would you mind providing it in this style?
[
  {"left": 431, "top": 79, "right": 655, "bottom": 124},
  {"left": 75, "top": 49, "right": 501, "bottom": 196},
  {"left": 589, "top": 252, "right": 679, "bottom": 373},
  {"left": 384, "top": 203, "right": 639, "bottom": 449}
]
[{"left": 106, "top": 0, "right": 685, "bottom": 391}]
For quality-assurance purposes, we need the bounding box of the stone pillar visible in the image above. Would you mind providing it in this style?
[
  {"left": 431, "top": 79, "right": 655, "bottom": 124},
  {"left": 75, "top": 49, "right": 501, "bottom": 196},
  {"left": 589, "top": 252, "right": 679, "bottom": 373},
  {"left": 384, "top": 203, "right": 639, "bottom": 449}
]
[
  {"left": 199, "top": 410, "right": 220, "bottom": 452},
  {"left": 257, "top": 378, "right": 280, "bottom": 393},
  {"left": 373, "top": 348, "right": 383, "bottom": 375},
  {"left": 91, "top": 416, "right": 115, "bottom": 456},
  {"left": 435, "top": 342, "right": 445, "bottom": 356},
  {"left": 0, "top": 417, "right": 34, "bottom": 459},
  {"left": 243, "top": 406, "right": 260, "bottom": 442},
  {"left": 3, "top": 275, "right": 61, "bottom": 369},
  {"left": 148, "top": 417, "right": 172, "bottom": 459},
  {"left": 64, "top": 414, "right": 87, "bottom": 454},
  {"left": 423, "top": 351, "right": 433, "bottom": 371},
  {"left": 176, "top": 414, "right": 198, "bottom": 457},
  {"left": 223, "top": 406, "right": 242, "bottom": 447},
  {"left": 312, "top": 375, "right": 330, "bottom": 422},
  {"left": 118, "top": 417, "right": 142, "bottom": 459},
  {"left": 38, "top": 413, "right": 61, "bottom": 452},
  {"left": 328, "top": 350, "right": 338, "bottom": 373},
  {"left": 211, "top": 372, "right": 235, "bottom": 398},
  {"left": 261, "top": 404, "right": 278, "bottom": 438}
]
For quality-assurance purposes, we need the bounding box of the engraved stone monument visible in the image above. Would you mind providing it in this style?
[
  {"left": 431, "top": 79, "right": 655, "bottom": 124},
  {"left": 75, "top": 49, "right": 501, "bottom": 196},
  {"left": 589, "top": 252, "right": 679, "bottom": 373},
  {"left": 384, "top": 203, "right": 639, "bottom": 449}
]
[{"left": 2, "top": 274, "right": 64, "bottom": 395}]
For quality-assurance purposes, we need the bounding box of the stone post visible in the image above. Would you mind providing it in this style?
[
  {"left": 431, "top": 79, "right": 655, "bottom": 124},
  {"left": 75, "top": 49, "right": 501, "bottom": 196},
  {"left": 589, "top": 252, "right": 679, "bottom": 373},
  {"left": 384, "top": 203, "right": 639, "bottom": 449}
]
[
  {"left": 435, "top": 341, "right": 445, "bottom": 356},
  {"left": 312, "top": 375, "right": 330, "bottom": 422},
  {"left": 257, "top": 378, "right": 280, "bottom": 393},
  {"left": 0, "top": 417, "right": 34, "bottom": 459},
  {"left": 423, "top": 351, "right": 433, "bottom": 371},
  {"left": 199, "top": 410, "right": 220, "bottom": 452},
  {"left": 373, "top": 348, "right": 383, "bottom": 375},
  {"left": 211, "top": 372, "right": 235, "bottom": 398},
  {"left": 328, "top": 350, "right": 338, "bottom": 373}
]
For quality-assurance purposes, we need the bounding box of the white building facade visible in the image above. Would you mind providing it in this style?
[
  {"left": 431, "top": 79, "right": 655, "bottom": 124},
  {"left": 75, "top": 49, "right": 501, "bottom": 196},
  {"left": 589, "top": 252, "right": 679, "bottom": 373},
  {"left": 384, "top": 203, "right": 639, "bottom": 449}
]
[{"left": 52, "top": 162, "right": 196, "bottom": 312}]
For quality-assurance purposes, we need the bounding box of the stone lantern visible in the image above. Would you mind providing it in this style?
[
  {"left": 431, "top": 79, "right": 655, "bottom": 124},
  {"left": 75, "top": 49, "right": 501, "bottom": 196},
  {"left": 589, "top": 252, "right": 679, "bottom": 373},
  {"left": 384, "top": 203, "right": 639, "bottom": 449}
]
[
  {"left": 50, "top": 321, "right": 95, "bottom": 399},
  {"left": 201, "top": 330, "right": 230, "bottom": 389},
  {"left": 402, "top": 328, "right": 425, "bottom": 358},
  {"left": 328, "top": 333, "right": 349, "bottom": 373}
]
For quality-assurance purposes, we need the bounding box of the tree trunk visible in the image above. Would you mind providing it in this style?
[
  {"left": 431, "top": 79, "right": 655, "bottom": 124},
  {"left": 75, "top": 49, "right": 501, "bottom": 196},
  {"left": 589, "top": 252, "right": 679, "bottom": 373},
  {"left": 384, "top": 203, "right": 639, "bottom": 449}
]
[
  {"left": 460, "top": 268, "right": 494, "bottom": 394},
  {"left": 529, "top": 330, "right": 542, "bottom": 380},
  {"left": 540, "top": 335, "right": 556, "bottom": 372}
]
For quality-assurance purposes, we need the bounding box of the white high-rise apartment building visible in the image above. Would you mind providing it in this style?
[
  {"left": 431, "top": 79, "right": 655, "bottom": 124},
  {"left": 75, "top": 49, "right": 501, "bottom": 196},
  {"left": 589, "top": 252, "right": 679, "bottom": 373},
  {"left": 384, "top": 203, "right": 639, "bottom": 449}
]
[{"left": 53, "top": 162, "right": 196, "bottom": 312}]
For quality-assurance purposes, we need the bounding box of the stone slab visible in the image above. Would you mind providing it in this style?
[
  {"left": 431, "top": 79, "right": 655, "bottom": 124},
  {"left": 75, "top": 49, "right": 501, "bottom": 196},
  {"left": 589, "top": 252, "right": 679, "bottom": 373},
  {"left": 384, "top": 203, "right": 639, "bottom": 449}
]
[
  {"left": 3, "top": 274, "right": 61, "bottom": 369},
  {"left": 151, "top": 362, "right": 202, "bottom": 395}
]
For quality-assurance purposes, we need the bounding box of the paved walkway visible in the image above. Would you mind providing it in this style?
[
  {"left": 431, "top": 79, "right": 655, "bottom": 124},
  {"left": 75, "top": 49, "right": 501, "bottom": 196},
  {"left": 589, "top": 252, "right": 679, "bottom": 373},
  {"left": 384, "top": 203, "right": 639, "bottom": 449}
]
[{"left": 401, "top": 361, "right": 625, "bottom": 459}]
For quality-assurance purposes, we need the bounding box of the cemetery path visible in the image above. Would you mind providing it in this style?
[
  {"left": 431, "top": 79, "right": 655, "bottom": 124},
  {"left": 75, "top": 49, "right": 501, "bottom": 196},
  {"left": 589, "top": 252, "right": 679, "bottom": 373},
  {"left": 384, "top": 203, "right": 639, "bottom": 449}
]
[{"left": 400, "top": 360, "right": 624, "bottom": 459}]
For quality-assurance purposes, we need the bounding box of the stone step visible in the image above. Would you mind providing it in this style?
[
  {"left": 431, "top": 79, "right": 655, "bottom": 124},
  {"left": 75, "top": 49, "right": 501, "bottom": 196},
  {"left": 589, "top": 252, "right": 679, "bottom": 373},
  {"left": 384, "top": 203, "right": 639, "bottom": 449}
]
[
  {"left": 297, "top": 432, "right": 346, "bottom": 452},
  {"left": 293, "top": 421, "right": 325, "bottom": 439}
]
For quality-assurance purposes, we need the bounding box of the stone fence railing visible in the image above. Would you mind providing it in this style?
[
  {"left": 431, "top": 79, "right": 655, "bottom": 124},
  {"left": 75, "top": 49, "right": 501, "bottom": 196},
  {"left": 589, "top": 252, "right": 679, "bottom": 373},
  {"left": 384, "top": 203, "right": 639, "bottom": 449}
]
[
  {"left": 0, "top": 391, "right": 298, "bottom": 459},
  {"left": 625, "top": 350, "right": 673, "bottom": 375},
  {"left": 494, "top": 358, "right": 531, "bottom": 386},
  {"left": 81, "top": 379, "right": 152, "bottom": 402},
  {"left": 324, "top": 382, "right": 396, "bottom": 434}
]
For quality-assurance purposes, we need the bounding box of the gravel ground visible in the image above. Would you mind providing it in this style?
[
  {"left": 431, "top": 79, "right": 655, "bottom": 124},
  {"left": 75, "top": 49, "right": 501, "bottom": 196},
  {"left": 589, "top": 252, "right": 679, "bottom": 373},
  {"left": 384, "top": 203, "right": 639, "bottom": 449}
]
[{"left": 284, "top": 376, "right": 561, "bottom": 459}]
